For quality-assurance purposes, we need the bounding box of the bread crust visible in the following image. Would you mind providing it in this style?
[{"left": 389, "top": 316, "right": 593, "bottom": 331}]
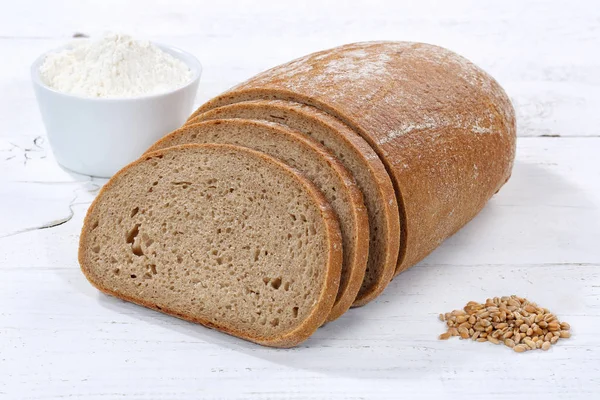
[
  {"left": 79, "top": 143, "right": 343, "bottom": 348},
  {"left": 187, "top": 41, "right": 517, "bottom": 276},
  {"left": 145, "top": 119, "right": 369, "bottom": 320},
  {"left": 186, "top": 100, "right": 399, "bottom": 309}
]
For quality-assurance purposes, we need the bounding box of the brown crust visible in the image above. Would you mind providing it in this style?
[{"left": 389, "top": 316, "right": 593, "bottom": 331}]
[
  {"left": 186, "top": 100, "right": 400, "bottom": 309},
  {"left": 145, "top": 119, "right": 369, "bottom": 323},
  {"left": 187, "top": 41, "right": 517, "bottom": 277},
  {"left": 79, "top": 143, "right": 343, "bottom": 348}
]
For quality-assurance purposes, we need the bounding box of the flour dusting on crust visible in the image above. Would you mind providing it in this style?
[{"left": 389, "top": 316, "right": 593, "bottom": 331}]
[{"left": 193, "top": 41, "right": 517, "bottom": 274}]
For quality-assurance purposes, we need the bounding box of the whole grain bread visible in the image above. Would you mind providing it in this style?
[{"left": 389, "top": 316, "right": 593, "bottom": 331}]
[
  {"left": 187, "top": 100, "right": 399, "bottom": 308},
  {"left": 79, "top": 143, "right": 343, "bottom": 347},
  {"left": 187, "top": 41, "right": 517, "bottom": 275},
  {"left": 146, "top": 119, "right": 369, "bottom": 321}
]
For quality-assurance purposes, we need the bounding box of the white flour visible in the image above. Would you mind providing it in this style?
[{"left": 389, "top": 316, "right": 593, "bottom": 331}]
[{"left": 39, "top": 33, "right": 193, "bottom": 98}]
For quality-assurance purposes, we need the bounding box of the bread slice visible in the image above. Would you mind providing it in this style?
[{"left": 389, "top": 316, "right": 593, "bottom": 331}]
[
  {"left": 187, "top": 100, "right": 399, "bottom": 308},
  {"left": 186, "top": 41, "right": 517, "bottom": 275},
  {"left": 146, "top": 119, "right": 369, "bottom": 321},
  {"left": 79, "top": 143, "right": 342, "bottom": 347}
]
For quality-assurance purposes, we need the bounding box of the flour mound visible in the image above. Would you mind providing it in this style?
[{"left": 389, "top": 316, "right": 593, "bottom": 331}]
[{"left": 39, "top": 33, "right": 193, "bottom": 98}]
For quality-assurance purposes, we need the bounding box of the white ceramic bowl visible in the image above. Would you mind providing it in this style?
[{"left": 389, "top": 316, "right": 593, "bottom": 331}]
[{"left": 31, "top": 43, "right": 202, "bottom": 178}]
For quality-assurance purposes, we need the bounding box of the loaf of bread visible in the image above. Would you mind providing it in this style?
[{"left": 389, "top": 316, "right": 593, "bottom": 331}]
[
  {"left": 186, "top": 100, "right": 399, "bottom": 307},
  {"left": 79, "top": 144, "right": 342, "bottom": 347},
  {"left": 146, "top": 119, "right": 369, "bottom": 322},
  {"left": 188, "top": 41, "right": 517, "bottom": 274},
  {"left": 79, "top": 41, "right": 516, "bottom": 347}
]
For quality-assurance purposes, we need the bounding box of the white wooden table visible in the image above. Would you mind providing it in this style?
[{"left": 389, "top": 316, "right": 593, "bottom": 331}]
[{"left": 1, "top": 1, "right": 599, "bottom": 399}]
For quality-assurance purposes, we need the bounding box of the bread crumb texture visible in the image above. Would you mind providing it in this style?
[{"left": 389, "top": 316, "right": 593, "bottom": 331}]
[{"left": 80, "top": 145, "right": 336, "bottom": 343}]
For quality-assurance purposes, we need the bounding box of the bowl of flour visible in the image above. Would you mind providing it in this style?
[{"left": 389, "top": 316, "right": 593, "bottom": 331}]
[{"left": 31, "top": 33, "right": 202, "bottom": 177}]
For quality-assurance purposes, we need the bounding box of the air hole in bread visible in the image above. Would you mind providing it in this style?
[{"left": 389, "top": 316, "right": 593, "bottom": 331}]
[
  {"left": 176, "top": 255, "right": 183, "bottom": 264},
  {"left": 292, "top": 307, "right": 299, "bottom": 318},
  {"left": 132, "top": 240, "right": 143, "bottom": 256},
  {"left": 126, "top": 224, "right": 144, "bottom": 256},
  {"left": 149, "top": 264, "right": 157, "bottom": 275},
  {"left": 91, "top": 220, "right": 99, "bottom": 230},
  {"left": 270, "top": 277, "right": 282, "bottom": 290},
  {"left": 91, "top": 245, "right": 100, "bottom": 253},
  {"left": 130, "top": 274, "right": 137, "bottom": 279},
  {"left": 113, "top": 268, "right": 120, "bottom": 275},
  {"left": 284, "top": 282, "right": 291, "bottom": 291},
  {"left": 270, "top": 318, "right": 279, "bottom": 327},
  {"left": 143, "top": 272, "right": 152, "bottom": 279},
  {"left": 130, "top": 207, "right": 139, "bottom": 218},
  {"left": 172, "top": 181, "right": 192, "bottom": 189}
]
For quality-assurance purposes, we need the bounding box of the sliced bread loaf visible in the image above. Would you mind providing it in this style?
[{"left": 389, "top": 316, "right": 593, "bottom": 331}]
[
  {"left": 187, "top": 100, "right": 399, "bottom": 307},
  {"left": 79, "top": 143, "right": 343, "bottom": 347},
  {"left": 146, "top": 119, "right": 369, "bottom": 321},
  {"left": 187, "top": 41, "right": 517, "bottom": 275}
]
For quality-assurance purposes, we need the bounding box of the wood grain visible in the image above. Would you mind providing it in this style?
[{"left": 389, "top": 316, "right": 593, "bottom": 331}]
[{"left": 0, "top": 1, "right": 599, "bottom": 399}]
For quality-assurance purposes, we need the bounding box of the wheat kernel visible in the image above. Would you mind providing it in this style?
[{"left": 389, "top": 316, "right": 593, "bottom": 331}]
[
  {"left": 542, "top": 341, "right": 551, "bottom": 351},
  {"left": 488, "top": 336, "right": 500, "bottom": 345},
  {"left": 559, "top": 330, "right": 571, "bottom": 338},
  {"left": 514, "top": 344, "right": 528, "bottom": 353}
]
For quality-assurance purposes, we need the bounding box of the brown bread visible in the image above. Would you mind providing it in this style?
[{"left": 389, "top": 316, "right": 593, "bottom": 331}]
[
  {"left": 187, "top": 41, "right": 517, "bottom": 274},
  {"left": 79, "top": 144, "right": 343, "bottom": 347},
  {"left": 187, "top": 100, "right": 399, "bottom": 307},
  {"left": 146, "top": 119, "right": 369, "bottom": 321}
]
